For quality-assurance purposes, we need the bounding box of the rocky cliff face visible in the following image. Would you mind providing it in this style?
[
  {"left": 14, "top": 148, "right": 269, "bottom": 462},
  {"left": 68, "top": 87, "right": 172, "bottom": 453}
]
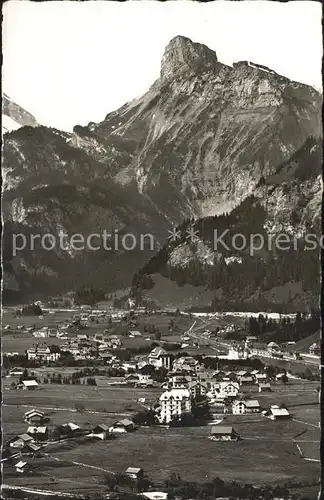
[
  {"left": 2, "top": 94, "right": 38, "bottom": 134},
  {"left": 2, "top": 36, "right": 322, "bottom": 304}
]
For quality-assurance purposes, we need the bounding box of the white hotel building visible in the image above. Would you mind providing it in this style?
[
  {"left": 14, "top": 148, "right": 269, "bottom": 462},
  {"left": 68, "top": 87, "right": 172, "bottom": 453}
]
[{"left": 159, "top": 388, "right": 192, "bottom": 424}]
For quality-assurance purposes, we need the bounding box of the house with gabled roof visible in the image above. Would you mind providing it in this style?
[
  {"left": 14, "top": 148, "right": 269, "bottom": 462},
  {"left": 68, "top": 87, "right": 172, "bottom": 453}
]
[
  {"left": 15, "top": 460, "right": 31, "bottom": 473},
  {"left": 24, "top": 409, "right": 45, "bottom": 424},
  {"left": 8, "top": 434, "right": 34, "bottom": 449},
  {"left": 27, "top": 426, "right": 48, "bottom": 441},
  {"left": 232, "top": 399, "right": 260, "bottom": 414},
  {"left": 148, "top": 347, "right": 171, "bottom": 369},
  {"left": 209, "top": 426, "right": 239, "bottom": 441},
  {"left": 110, "top": 418, "right": 136, "bottom": 433},
  {"left": 125, "top": 467, "right": 144, "bottom": 479},
  {"left": 269, "top": 405, "right": 290, "bottom": 420},
  {"left": 89, "top": 424, "right": 110, "bottom": 440}
]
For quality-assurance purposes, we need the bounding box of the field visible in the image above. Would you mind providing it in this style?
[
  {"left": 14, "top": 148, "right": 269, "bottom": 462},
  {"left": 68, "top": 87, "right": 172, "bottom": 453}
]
[{"left": 2, "top": 377, "right": 320, "bottom": 497}]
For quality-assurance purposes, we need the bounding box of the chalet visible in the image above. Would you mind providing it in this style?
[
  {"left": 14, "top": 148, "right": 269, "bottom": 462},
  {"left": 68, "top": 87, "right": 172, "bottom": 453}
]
[
  {"left": 188, "top": 381, "right": 208, "bottom": 398},
  {"left": 9, "top": 434, "right": 34, "bottom": 449},
  {"left": 125, "top": 467, "right": 144, "bottom": 480},
  {"left": 255, "top": 373, "right": 268, "bottom": 383},
  {"left": 237, "top": 370, "right": 248, "bottom": 377},
  {"left": 259, "top": 383, "right": 271, "bottom": 392},
  {"left": 209, "top": 426, "right": 239, "bottom": 441},
  {"left": 148, "top": 347, "right": 171, "bottom": 369},
  {"left": 9, "top": 368, "right": 24, "bottom": 377},
  {"left": 110, "top": 418, "right": 136, "bottom": 433},
  {"left": 269, "top": 405, "right": 290, "bottom": 420},
  {"left": 128, "top": 330, "right": 142, "bottom": 337},
  {"left": 24, "top": 409, "right": 45, "bottom": 424},
  {"left": 15, "top": 460, "right": 30, "bottom": 473},
  {"left": 232, "top": 400, "right": 260, "bottom": 414},
  {"left": 63, "top": 422, "right": 81, "bottom": 433},
  {"left": 27, "top": 426, "right": 48, "bottom": 441},
  {"left": 54, "top": 422, "right": 82, "bottom": 439},
  {"left": 124, "top": 373, "right": 140, "bottom": 384},
  {"left": 21, "top": 380, "right": 39, "bottom": 390},
  {"left": 90, "top": 424, "right": 110, "bottom": 440},
  {"left": 219, "top": 381, "right": 240, "bottom": 397},
  {"left": 309, "top": 343, "right": 321, "bottom": 356},
  {"left": 238, "top": 376, "right": 254, "bottom": 386}
]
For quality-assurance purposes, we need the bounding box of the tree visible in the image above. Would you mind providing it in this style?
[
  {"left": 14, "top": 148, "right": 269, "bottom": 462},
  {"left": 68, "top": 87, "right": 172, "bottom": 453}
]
[{"left": 133, "top": 410, "right": 156, "bottom": 426}]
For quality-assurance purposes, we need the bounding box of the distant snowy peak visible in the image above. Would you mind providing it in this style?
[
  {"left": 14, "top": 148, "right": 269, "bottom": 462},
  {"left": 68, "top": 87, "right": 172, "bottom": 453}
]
[{"left": 2, "top": 93, "right": 38, "bottom": 134}]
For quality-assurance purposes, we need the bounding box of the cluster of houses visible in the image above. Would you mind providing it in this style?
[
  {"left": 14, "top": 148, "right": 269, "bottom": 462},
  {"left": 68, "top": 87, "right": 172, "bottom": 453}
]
[
  {"left": 5, "top": 407, "right": 140, "bottom": 470},
  {"left": 123, "top": 348, "right": 290, "bottom": 425},
  {"left": 24, "top": 333, "right": 123, "bottom": 363}
]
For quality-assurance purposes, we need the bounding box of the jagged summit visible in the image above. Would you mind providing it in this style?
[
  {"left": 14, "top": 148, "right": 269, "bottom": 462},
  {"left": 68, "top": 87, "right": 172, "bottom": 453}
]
[{"left": 160, "top": 35, "right": 218, "bottom": 79}]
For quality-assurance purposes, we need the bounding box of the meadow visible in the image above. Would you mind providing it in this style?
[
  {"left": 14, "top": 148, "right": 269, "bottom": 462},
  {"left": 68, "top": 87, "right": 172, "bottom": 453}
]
[{"left": 2, "top": 378, "right": 320, "bottom": 497}]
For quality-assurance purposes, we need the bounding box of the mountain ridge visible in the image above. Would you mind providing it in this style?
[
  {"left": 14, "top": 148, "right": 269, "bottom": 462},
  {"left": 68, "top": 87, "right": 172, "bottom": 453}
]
[{"left": 2, "top": 36, "right": 322, "bottom": 305}]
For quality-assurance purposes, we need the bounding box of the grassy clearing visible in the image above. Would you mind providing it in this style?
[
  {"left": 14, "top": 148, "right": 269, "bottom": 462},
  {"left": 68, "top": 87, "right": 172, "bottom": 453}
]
[{"left": 2, "top": 381, "right": 320, "bottom": 496}]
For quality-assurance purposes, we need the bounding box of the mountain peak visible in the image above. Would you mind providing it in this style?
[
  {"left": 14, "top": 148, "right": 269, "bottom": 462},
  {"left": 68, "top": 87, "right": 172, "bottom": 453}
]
[{"left": 160, "top": 35, "right": 218, "bottom": 79}]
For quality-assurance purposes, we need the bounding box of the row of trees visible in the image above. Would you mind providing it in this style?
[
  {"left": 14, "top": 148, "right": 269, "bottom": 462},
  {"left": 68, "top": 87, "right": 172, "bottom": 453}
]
[{"left": 247, "top": 310, "right": 320, "bottom": 342}]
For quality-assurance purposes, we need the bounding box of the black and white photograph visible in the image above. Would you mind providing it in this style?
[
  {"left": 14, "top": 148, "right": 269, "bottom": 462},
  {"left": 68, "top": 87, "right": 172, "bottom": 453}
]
[{"left": 1, "top": 1, "right": 322, "bottom": 499}]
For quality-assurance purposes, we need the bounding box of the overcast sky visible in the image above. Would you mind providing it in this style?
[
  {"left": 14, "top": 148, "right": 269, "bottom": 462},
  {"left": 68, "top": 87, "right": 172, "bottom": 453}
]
[{"left": 3, "top": 0, "right": 322, "bottom": 132}]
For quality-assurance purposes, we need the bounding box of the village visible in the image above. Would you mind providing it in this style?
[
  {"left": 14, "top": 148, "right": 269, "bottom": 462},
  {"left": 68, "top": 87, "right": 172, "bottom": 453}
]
[{"left": 2, "top": 301, "right": 321, "bottom": 499}]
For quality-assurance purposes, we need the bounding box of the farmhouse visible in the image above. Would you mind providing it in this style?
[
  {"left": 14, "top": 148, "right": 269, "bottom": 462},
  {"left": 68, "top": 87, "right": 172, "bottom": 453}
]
[
  {"left": 21, "top": 380, "right": 39, "bottom": 390},
  {"left": 159, "top": 388, "right": 192, "bottom": 424},
  {"left": 188, "top": 381, "right": 208, "bottom": 399},
  {"left": 27, "top": 426, "right": 48, "bottom": 441},
  {"left": 232, "top": 400, "right": 260, "bottom": 414},
  {"left": 110, "top": 418, "right": 136, "bottom": 433},
  {"left": 8, "top": 434, "right": 34, "bottom": 449},
  {"left": 269, "top": 405, "right": 291, "bottom": 420},
  {"left": 219, "top": 381, "right": 240, "bottom": 397},
  {"left": 238, "top": 375, "right": 254, "bottom": 385},
  {"left": 209, "top": 426, "right": 239, "bottom": 441},
  {"left": 15, "top": 460, "right": 31, "bottom": 473},
  {"left": 128, "top": 330, "right": 142, "bottom": 337},
  {"left": 9, "top": 368, "right": 24, "bottom": 377},
  {"left": 148, "top": 347, "right": 171, "bottom": 369},
  {"left": 91, "top": 424, "right": 110, "bottom": 440},
  {"left": 309, "top": 343, "right": 321, "bottom": 356},
  {"left": 24, "top": 409, "right": 45, "bottom": 424},
  {"left": 125, "top": 373, "right": 140, "bottom": 384},
  {"left": 125, "top": 467, "right": 144, "bottom": 480},
  {"left": 259, "top": 383, "right": 271, "bottom": 392}
]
